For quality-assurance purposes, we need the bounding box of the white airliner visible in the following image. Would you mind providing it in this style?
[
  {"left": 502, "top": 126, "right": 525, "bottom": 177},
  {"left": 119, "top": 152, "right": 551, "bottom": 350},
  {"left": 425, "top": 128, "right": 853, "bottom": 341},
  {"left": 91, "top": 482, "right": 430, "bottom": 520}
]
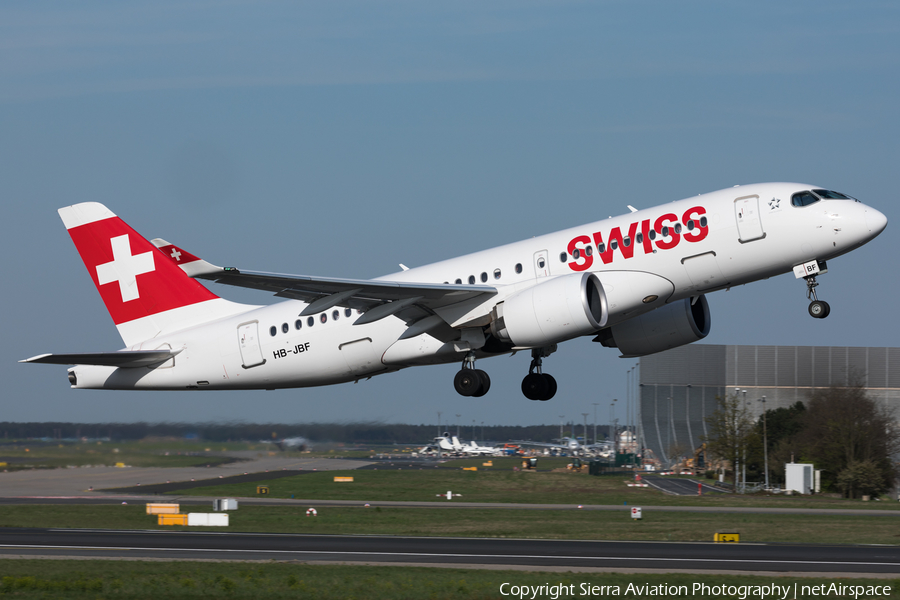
[
  {"left": 513, "top": 437, "right": 611, "bottom": 456},
  {"left": 22, "top": 183, "right": 886, "bottom": 401},
  {"left": 421, "top": 434, "right": 497, "bottom": 456}
]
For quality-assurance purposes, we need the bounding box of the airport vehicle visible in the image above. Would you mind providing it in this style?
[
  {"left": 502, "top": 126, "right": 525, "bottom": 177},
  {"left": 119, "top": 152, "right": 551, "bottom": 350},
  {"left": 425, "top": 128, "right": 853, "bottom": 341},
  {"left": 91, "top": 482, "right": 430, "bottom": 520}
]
[{"left": 23, "top": 184, "right": 886, "bottom": 400}]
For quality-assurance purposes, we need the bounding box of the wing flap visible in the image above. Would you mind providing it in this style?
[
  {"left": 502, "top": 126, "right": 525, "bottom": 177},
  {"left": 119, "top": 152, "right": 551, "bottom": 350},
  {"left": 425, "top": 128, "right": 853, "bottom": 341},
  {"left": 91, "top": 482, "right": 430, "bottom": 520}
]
[{"left": 21, "top": 350, "right": 182, "bottom": 368}]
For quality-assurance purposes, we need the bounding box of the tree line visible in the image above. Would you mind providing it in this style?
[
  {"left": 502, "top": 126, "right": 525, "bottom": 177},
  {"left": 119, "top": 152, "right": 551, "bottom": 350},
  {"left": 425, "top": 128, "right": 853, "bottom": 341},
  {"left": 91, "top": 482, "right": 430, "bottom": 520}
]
[{"left": 703, "top": 382, "right": 899, "bottom": 498}]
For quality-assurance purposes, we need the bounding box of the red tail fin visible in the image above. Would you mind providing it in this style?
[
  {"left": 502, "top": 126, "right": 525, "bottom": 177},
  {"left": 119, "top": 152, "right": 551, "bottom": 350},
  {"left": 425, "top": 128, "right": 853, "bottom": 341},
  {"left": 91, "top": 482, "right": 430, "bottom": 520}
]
[{"left": 59, "top": 203, "right": 248, "bottom": 346}]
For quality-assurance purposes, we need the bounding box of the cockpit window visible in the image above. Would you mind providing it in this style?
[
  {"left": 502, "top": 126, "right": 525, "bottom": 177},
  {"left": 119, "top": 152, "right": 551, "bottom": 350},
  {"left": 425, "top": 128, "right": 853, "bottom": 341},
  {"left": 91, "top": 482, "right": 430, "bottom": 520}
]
[
  {"left": 791, "top": 191, "right": 820, "bottom": 207},
  {"left": 812, "top": 189, "right": 856, "bottom": 201}
]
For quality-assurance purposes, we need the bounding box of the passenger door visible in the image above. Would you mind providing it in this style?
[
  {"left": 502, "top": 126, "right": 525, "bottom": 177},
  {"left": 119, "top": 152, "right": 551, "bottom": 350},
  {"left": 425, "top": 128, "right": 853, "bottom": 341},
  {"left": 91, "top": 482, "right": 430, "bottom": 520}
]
[{"left": 734, "top": 195, "right": 765, "bottom": 242}]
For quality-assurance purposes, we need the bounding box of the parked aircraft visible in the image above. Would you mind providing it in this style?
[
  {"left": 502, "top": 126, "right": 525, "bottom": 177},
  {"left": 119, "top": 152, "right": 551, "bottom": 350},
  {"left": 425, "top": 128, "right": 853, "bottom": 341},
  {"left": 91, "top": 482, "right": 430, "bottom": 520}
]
[
  {"left": 514, "top": 437, "right": 612, "bottom": 456},
  {"left": 461, "top": 440, "right": 498, "bottom": 456},
  {"left": 23, "top": 184, "right": 886, "bottom": 400},
  {"left": 420, "top": 433, "right": 497, "bottom": 456}
]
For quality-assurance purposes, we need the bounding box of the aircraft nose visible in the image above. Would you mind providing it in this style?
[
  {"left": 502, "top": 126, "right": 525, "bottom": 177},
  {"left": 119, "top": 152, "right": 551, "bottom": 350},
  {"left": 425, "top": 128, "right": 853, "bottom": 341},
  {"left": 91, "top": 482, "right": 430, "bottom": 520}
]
[{"left": 865, "top": 206, "right": 888, "bottom": 236}]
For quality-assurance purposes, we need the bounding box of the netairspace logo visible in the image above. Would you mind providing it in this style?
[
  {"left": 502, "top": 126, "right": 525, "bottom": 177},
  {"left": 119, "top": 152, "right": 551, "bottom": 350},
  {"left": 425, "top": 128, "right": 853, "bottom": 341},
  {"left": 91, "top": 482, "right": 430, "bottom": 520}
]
[{"left": 498, "top": 582, "right": 893, "bottom": 599}]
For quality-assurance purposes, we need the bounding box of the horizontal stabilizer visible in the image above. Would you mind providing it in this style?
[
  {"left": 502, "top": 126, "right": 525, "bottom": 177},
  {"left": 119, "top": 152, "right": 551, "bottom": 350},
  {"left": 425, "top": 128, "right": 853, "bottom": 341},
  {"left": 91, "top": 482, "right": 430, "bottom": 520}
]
[{"left": 21, "top": 349, "right": 182, "bottom": 368}]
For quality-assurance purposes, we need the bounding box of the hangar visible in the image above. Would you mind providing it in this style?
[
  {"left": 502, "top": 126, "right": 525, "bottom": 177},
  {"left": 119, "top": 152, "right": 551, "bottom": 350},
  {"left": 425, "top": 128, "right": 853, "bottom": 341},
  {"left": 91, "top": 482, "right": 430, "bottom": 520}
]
[{"left": 636, "top": 345, "right": 900, "bottom": 467}]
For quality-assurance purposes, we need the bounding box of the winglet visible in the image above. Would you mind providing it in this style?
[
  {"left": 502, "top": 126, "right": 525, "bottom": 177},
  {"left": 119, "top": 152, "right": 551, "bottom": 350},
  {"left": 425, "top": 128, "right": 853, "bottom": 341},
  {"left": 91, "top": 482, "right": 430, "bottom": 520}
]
[{"left": 151, "top": 239, "right": 225, "bottom": 278}]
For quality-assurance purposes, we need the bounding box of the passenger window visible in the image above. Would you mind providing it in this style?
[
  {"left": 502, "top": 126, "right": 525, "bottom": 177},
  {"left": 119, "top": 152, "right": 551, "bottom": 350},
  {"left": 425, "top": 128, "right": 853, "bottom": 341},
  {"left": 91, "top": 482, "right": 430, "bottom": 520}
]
[
  {"left": 585, "top": 245, "right": 593, "bottom": 257},
  {"left": 455, "top": 278, "right": 462, "bottom": 285},
  {"left": 493, "top": 269, "right": 501, "bottom": 280},
  {"left": 537, "top": 258, "right": 545, "bottom": 268},
  {"left": 573, "top": 248, "right": 581, "bottom": 259},
  {"left": 791, "top": 191, "right": 820, "bottom": 207},
  {"left": 320, "top": 313, "right": 328, "bottom": 323},
  {"left": 481, "top": 272, "right": 488, "bottom": 283},
  {"left": 597, "top": 243, "right": 606, "bottom": 253},
  {"left": 468, "top": 275, "right": 475, "bottom": 285},
  {"left": 282, "top": 323, "right": 289, "bottom": 334},
  {"left": 307, "top": 316, "right": 315, "bottom": 327},
  {"left": 269, "top": 326, "right": 277, "bottom": 337},
  {"left": 559, "top": 252, "right": 567, "bottom": 263},
  {"left": 662, "top": 226, "right": 669, "bottom": 237},
  {"left": 610, "top": 240, "right": 618, "bottom": 250},
  {"left": 515, "top": 263, "right": 523, "bottom": 274},
  {"left": 649, "top": 230, "right": 656, "bottom": 241},
  {"left": 674, "top": 223, "right": 682, "bottom": 234},
  {"left": 295, "top": 319, "right": 302, "bottom": 330},
  {"left": 687, "top": 220, "right": 694, "bottom": 230},
  {"left": 700, "top": 216, "right": 708, "bottom": 228},
  {"left": 332, "top": 309, "right": 340, "bottom": 321},
  {"left": 636, "top": 233, "right": 643, "bottom": 244},
  {"left": 345, "top": 308, "right": 352, "bottom": 318},
  {"left": 623, "top": 236, "right": 631, "bottom": 247}
]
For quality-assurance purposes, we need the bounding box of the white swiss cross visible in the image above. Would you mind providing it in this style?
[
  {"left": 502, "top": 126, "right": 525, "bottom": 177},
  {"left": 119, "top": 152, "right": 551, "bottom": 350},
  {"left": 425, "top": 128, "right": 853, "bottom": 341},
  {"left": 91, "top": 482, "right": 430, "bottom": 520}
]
[
  {"left": 170, "top": 248, "right": 182, "bottom": 261},
  {"left": 96, "top": 234, "right": 155, "bottom": 303}
]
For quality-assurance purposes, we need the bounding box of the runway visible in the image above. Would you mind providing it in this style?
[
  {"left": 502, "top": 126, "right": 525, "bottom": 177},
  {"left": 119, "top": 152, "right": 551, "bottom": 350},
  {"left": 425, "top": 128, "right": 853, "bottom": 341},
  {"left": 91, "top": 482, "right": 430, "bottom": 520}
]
[
  {"left": 642, "top": 475, "right": 723, "bottom": 496},
  {"left": 0, "top": 454, "right": 371, "bottom": 497},
  {"left": 1, "top": 528, "right": 898, "bottom": 576}
]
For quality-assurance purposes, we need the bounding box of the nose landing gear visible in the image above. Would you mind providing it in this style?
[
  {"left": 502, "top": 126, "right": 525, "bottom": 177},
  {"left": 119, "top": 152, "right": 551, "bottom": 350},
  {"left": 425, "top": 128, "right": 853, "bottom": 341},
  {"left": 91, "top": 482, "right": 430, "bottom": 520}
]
[
  {"left": 805, "top": 275, "right": 830, "bottom": 319},
  {"left": 522, "top": 347, "right": 557, "bottom": 401},
  {"left": 453, "top": 351, "right": 491, "bottom": 397}
]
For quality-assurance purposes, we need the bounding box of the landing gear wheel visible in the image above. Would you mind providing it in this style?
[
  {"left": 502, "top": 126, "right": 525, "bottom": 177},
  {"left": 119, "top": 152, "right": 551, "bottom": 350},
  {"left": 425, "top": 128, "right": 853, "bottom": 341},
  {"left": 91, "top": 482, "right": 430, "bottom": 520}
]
[
  {"left": 521, "top": 346, "right": 559, "bottom": 400},
  {"left": 808, "top": 300, "right": 829, "bottom": 319},
  {"left": 521, "top": 373, "right": 557, "bottom": 401},
  {"left": 454, "top": 370, "right": 481, "bottom": 396},
  {"left": 454, "top": 351, "right": 491, "bottom": 397},
  {"left": 542, "top": 374, "right": 557, "bottom": 401},
  {"left": 454, "top": 368, "right": 490, "bottom": 397},
  {"left": 803, "top": 273, "right": 830, "bottom": 319},
  {"left": 522, "top": 373, "right": 549, "bottom": 401},
  {"left": 472, "top": 370, "right": 491, "bottom": 397}
]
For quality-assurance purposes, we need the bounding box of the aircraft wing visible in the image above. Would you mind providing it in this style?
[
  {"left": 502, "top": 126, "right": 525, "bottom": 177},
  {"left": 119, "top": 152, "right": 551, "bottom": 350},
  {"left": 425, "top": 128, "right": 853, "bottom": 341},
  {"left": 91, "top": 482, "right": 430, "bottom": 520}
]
[
  {"left": 509, "top": 440, "right": 564, "bottom": 449},
  {"left": 152, "top": 239, "right": 497, "bottom": 319},
  {"left": 20, "top": 350, "right": 181, "bottom": 368}
]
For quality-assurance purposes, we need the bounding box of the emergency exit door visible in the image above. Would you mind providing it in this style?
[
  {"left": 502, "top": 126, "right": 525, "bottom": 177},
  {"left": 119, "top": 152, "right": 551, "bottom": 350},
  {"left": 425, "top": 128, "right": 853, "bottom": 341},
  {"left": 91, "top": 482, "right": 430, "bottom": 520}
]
[
  {"left": 237, "top": 321, "right": 265, "bottom": 368},
  {"left": 734, "top": 195, "right": 765, "bottom": 242}
]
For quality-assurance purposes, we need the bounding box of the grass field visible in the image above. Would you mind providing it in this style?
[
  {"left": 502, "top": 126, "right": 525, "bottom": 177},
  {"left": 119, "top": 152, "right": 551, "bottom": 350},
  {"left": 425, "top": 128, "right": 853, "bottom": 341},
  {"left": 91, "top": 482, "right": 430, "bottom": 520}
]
[
  {"left": 1, "top": 503, "right": 898, "bottom": 545},
  {"left": 0, "top": 560, "right": 896, "bottom": 600},
  {"left": 170, "top": 461, "right": 900, "bottom": 511}
]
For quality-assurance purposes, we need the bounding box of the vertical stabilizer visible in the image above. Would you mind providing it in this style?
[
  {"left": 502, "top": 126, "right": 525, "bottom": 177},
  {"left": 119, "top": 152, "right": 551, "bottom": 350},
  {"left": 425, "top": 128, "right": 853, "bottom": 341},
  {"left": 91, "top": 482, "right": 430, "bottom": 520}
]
[{"left": 58, "top": 203, "right": 253, "bottom": 346}]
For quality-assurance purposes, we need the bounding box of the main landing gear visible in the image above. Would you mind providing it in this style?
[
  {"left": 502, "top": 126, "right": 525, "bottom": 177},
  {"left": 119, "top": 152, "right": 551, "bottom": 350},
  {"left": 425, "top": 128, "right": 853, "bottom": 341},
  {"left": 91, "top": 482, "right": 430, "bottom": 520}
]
[
  {"left": 452, "top": 347, "right": 558, "bottom": 400},
  {"left": 804, "top": 275, "right": 830, "bottom": 319},
  {"left": 453, "top": 351, "right": 491, "bottom": 397},
  {"left": 522, "top": 347, "right": 557, "bottom": 401}
]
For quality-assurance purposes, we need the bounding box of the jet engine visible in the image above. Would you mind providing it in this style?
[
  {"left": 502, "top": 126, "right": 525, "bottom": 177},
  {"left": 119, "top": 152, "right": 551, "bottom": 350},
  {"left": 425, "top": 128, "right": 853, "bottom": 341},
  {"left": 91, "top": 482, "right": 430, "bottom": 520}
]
[
  {"left": 489, "top": 271, "right": 678, "bottom": 349},
  {"left": 594, "top": 295, "right": 711, "bottom": 357},
  {"left": 490, "top": 272, "right": 604, "bottom": 348}
]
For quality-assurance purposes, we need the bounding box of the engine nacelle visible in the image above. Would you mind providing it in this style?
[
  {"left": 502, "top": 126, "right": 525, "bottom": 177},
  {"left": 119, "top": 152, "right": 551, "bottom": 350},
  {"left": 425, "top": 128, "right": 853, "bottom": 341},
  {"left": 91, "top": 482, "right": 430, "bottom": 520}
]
[
  {"left": 595, "top": 295, "right": 711, "bottom": 357},
  {"left": 490, "top": 273, "right": 604, "bottom": 348}
]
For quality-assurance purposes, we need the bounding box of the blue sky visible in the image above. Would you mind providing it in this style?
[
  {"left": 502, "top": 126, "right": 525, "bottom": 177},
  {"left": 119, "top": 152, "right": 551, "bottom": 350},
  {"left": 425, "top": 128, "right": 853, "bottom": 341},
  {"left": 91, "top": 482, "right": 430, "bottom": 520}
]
[{"left": 3, "top": 1, "right": 898, "bottom": 430}]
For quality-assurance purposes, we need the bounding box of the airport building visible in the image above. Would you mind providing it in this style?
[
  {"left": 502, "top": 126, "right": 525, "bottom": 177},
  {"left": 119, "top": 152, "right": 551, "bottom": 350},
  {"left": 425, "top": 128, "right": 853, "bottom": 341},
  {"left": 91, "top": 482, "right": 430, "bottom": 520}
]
[{"left": 637, "top": 344, "right": 900, "bottom": 467}]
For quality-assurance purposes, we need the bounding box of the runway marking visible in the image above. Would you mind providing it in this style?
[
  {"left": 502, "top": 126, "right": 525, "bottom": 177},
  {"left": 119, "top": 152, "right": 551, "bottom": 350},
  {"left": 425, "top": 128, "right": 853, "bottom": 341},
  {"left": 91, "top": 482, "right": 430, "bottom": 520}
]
[{"left": 1, "top": 545, "right": 897, "bottom": 568}]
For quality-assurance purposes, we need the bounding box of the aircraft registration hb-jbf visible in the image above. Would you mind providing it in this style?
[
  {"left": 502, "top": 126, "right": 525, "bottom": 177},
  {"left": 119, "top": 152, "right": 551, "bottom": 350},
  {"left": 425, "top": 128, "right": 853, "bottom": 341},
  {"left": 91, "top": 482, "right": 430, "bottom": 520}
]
[{"left": 23, "top": 183, "right": 886, "bottom": 400}]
